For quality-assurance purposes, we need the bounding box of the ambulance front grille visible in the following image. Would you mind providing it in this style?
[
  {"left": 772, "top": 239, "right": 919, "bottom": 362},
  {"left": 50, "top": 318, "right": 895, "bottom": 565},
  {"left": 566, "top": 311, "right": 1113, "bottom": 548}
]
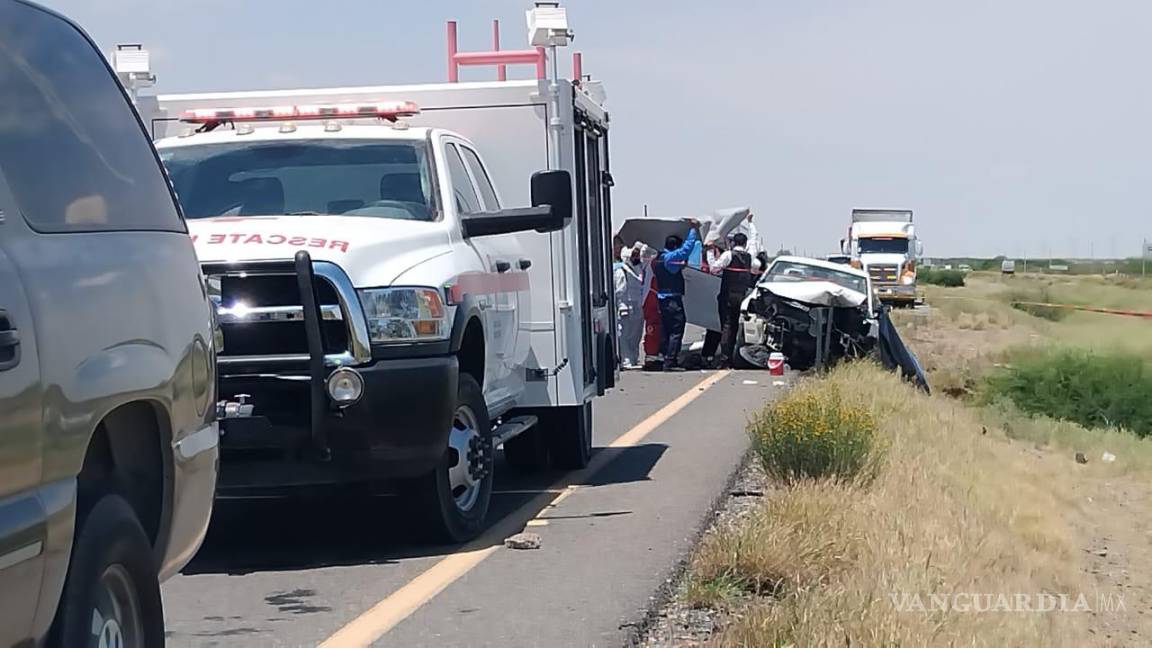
[
  {"left": 203, "top": 260, "right": 372, "bottom": 370},
  {"left": 213, "top": 274, "right": 349, "bottom": 357}
]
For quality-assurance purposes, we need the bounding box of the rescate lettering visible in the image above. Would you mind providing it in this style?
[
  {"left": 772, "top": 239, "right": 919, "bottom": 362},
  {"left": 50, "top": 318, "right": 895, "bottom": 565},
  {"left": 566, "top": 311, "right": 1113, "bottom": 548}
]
[{"left": 190, "top": 232, "right": 351, "bottom": 253}]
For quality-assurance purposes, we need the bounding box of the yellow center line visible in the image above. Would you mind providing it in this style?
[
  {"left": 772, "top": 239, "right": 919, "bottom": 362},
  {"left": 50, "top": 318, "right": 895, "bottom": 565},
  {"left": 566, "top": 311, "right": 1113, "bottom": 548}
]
[{"left": 319, "top": 370, "right": 732, "bottom": 647}]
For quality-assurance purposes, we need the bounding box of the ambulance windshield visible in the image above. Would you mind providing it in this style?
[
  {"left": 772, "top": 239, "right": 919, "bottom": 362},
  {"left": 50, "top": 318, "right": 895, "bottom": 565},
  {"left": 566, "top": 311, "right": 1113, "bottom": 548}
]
[{"left": 160, "top": 140, "right": 436, "bottom": 221}]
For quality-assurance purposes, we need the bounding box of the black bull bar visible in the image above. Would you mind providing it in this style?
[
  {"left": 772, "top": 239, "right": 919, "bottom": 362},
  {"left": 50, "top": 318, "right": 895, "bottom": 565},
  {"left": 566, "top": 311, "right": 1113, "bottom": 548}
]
[{"left": 206, "top": 250, "right": 332, "bottom": 459}]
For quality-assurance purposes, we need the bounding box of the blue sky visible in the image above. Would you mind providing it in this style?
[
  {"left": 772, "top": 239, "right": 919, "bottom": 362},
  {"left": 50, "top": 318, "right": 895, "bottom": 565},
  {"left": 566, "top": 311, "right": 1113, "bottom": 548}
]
[{"left": 43, "top": 0, "right": 1152, "bottom": 257}]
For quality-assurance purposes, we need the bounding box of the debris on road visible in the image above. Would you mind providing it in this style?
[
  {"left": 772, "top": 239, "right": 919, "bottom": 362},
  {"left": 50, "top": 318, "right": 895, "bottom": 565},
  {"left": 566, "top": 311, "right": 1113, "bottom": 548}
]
[
  {"left": 741, "top": 380, "right": 759, "bottom": 385},
  {"left": 505, "top": 532, "right": 543, "bottom": 550},
  {"left": 1102, "top": 452, "right": 1117, "bottom": 463},
  {"left": 1076, "top": 452, "right": 1089, "bottom": 464}
]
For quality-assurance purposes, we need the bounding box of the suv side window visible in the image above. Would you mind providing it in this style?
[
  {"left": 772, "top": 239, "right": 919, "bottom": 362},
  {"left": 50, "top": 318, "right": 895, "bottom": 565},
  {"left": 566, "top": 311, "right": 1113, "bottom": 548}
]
[
  {"left": 444, "top": 144, "right": 482, "bottom": 215},
  {"left": 0, "top": 2, "right": 182, "bottom": 233},
  {"left": 459, "top": 146, "right": 500, "bottom": 211}
]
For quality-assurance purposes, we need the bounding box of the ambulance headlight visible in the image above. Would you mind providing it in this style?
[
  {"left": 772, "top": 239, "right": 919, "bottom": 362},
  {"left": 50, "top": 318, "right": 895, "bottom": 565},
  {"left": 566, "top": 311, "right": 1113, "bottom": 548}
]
[
  {"left": 326, "top": 368, "right": 364, "bottom": 405},
  {"left": 358, "top": 287, "right": 449, "bottom": 344}
]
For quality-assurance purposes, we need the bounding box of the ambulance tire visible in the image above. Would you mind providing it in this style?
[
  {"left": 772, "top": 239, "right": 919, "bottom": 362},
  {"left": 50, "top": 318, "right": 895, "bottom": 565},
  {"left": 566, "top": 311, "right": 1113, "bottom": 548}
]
[
  {"left": 548, "top": 402, "right": 593, "bottom": 470},
  {"left": 502, "top": 428, "right": 549, "bottom": 473},
  {"left": 402, "top": 375, "right": 493, "bottom": 544}
]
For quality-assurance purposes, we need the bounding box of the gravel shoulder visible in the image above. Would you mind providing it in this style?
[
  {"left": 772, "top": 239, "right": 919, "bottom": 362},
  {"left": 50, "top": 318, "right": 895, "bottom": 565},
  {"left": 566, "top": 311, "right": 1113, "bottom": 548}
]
[{"left": 637, "top": 458, "right": 769, "bottom": 647}]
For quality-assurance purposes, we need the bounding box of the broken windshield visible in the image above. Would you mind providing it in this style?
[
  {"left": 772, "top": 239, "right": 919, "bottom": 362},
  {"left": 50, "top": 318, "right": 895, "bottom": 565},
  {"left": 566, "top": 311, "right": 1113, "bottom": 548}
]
[
  {"left": 763, "top": 260, "right": 868, "bottom": 295},
  {"left": 159, "top": 139, "right": 437, "bottom": 221}
]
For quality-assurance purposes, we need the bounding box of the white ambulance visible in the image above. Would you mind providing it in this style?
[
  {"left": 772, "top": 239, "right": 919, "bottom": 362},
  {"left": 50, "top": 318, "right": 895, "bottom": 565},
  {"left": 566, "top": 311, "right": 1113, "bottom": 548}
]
[{"left": 134, "top": 6, "right": 617, "bottom": 542}]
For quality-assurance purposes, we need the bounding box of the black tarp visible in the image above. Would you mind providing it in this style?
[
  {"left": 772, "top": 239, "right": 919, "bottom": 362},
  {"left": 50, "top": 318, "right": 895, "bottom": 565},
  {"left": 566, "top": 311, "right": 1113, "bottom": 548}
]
[{"left": 877, "top": 309, "right": 931, "bottom": 393}]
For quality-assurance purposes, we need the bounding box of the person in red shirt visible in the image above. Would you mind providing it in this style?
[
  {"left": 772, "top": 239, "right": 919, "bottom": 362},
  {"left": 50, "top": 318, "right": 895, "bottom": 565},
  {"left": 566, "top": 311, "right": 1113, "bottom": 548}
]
[{"left": 640, "top": 246, "right": 663, "bottom": 370}]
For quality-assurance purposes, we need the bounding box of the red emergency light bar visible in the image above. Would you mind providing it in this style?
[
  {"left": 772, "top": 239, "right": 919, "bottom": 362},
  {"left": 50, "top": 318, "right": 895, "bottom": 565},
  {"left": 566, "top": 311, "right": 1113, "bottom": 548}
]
[{"left": 180, "top": 101, "right": 421, "bottom": 124}]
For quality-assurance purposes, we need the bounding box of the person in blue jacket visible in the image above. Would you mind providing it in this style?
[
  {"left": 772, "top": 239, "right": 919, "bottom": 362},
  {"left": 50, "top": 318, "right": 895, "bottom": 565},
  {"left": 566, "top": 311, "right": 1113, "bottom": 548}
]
[{"left": 651, "top": 219, "right": 700, "bottom": 371}]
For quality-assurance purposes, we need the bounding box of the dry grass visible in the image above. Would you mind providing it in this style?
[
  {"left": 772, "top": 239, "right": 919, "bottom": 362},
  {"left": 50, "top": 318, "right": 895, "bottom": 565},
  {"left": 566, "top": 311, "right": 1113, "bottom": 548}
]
[
  {"left": 687, "top": 482, "right": 864, "bottom": 608},
  {"left": 891, "top": 303, "right": 1033, "bottom": 399},
  {"left": 979, "top": 400, "right": 1152, "bottom": 476},
  {"left": 671, "top": 273, "right": 1152, "bottom": 647},
  {"left": 691, "top": 364, "right": 1096, "bottom": 647},
  {"left": 894, "top": 273, "right": 1152, "bottom": 394}
]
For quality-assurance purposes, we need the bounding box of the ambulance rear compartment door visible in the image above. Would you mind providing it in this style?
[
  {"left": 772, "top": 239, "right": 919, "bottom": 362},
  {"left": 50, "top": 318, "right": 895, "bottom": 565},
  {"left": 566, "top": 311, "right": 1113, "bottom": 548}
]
[{"left": 573, "top": 111, "right": 614, "bottom": 397}]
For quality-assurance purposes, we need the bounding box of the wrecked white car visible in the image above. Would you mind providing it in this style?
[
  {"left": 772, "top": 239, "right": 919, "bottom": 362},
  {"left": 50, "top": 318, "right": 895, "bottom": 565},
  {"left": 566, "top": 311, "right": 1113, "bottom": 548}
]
[{"left": 737, "top": 256, "right": 878, "bottom": 370}]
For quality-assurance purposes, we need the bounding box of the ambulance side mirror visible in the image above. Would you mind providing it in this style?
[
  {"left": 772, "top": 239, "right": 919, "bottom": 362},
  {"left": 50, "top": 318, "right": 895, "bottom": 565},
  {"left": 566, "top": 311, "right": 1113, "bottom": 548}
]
[
  {"left": 530, "top": 169, "right": 572, "bottom": 226},
  {"left": 459, "top": 170, "right": 571, "bottom": 238}
]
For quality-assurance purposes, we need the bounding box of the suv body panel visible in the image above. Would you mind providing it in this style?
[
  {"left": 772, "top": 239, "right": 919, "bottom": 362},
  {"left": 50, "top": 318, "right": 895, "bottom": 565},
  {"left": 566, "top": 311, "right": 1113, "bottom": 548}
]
[{"left": 0, "top": 0, "right": 219, "bottom": 642}]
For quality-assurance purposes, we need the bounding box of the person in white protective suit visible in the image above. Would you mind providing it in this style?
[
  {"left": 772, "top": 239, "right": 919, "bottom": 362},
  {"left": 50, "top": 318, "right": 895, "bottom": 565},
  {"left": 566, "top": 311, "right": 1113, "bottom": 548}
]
[{"left": 614, "top": 243, "right": 648, "bottom": 369}]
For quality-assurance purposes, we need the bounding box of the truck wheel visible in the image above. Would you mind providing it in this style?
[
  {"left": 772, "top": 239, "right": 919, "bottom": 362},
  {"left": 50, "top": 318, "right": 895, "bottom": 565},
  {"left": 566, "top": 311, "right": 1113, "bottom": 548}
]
[
  {"left": 548, "top": 402, "right": 593, "bottom": 470},
  {"left": 404, "top": 374, "right": 494, "bottom": 543},
  {"left": 502, "top": 428, "right": 549, "bottom": 473},
  {"left": 50, "top": 494, "right": 164, "bottom": 648}
]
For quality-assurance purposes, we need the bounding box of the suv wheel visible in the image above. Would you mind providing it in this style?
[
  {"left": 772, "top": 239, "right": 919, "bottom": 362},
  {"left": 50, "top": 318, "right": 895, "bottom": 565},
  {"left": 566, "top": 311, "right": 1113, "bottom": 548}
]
[
  {"left": 404, "top": 374, "right": 494, "bottom": 543},
  {"left": 50, "top": 494, "right": 164, "bottom": 648}
]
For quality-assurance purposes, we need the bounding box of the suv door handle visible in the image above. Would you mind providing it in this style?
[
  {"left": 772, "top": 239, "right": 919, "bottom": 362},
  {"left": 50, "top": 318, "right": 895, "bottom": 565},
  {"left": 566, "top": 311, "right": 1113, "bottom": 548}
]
[
  {"left": 518, "top": 258, "right": 532, "bottom": 271},
  {"left": 0, "top": 310, "right": 20, "bottom": 372},
  {"left": 494, "top": 261, "right": 511, "bottom": 274}
]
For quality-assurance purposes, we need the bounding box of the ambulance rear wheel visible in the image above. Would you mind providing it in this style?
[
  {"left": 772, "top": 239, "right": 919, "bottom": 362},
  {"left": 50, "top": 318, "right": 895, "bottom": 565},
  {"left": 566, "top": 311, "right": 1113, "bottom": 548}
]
[
  {"left": 548, "top": 402, "right": 593, "bottom": 470},
  {"left": 403, "top": 374, "right": 493, "bottom": 544},
  {"left": 502, "top": 429, "right": 549, "bottom": 472}
]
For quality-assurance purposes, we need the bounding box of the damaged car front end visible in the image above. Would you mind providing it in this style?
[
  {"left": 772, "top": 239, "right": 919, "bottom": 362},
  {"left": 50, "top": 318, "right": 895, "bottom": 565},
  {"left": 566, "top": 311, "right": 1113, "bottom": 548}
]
[{"left": 737, "top": 257, "right": 878, "bottom": 371}]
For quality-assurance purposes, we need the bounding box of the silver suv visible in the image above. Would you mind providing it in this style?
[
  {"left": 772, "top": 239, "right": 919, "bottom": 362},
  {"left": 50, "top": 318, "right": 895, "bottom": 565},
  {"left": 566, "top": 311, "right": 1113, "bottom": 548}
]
[{"left": 0, "top": 1, "right": 219, "bottom": 646}]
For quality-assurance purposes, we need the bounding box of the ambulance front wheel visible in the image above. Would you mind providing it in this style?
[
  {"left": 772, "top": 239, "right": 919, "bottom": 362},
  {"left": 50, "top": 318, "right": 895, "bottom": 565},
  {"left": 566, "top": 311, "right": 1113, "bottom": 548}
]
[{"left": 401, "top": 374, "right": 494, "bottom": 543}]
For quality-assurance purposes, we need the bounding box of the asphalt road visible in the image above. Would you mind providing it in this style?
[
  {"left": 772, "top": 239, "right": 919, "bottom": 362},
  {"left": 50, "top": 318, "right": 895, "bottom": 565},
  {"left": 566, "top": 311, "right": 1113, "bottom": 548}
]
[{"left": 162, "top": 368, "right": 779, "bottom": 647}]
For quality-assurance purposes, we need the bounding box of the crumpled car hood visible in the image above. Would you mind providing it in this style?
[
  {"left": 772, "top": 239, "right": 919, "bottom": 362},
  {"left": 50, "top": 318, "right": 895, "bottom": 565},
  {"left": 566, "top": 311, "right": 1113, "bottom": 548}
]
[{"left": 759, "top": 281, "right": 868, "bottom": 308}]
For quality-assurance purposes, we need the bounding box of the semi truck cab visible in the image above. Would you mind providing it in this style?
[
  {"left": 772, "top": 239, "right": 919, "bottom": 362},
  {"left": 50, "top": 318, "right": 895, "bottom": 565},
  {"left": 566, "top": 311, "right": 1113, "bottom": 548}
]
[{"left": 845, "top": 209, "right": 923, "bottom": 306}]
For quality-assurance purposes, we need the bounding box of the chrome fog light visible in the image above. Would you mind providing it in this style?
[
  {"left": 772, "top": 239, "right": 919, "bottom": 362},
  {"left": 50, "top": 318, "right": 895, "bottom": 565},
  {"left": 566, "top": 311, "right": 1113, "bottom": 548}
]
[{"left": 326, "top": 368, "right": 364, "bottom": 406}]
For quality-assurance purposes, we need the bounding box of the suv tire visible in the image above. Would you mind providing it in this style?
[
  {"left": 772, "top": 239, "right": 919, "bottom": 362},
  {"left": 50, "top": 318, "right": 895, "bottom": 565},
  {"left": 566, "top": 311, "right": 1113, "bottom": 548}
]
[
  {"left": 548, "top": 402, "right": 593, "bottom": 470},
  {"left": 50, "top": 494, "right": 164, "bottom": 648},
  {"left": 404, "top": 374, "right": 493, "bottom": 543}
]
